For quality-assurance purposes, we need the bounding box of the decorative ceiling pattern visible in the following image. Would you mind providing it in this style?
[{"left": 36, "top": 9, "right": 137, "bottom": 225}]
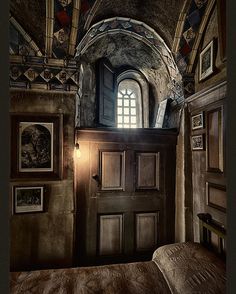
[
  {"left": 76, "top": 17, "right": 180, "bottom": 81},
  {"left": 176, "top": 0, "right": 208, "bottom": 73},
  {"left": 9, "top": 0, "right": 210, "bottom": 93},
  {"left": 9, "top": 55, "right": 79, "bottom": 92},
  {"left": 53, "top": 0, "right": 73, "bottom": 58}
]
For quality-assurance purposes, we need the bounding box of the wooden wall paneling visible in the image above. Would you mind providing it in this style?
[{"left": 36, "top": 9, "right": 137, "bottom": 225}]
[
  {"left": 136, "top": 152, "right": 160, "bottom": 190},
  {"left": 100, "top": 151, "right": 125, "bottom": 190},
  {"left": 206, "top": 182, "right": 226, "bottom": 212},
  {"left": 206, "top": 106, "right": 224, "bottom": 172},
  {"left": 98, "top": 214, "right": 123, "bottom": 256},
  {"left": 135, "top": 212, "right": 158, "bottom": 251}
]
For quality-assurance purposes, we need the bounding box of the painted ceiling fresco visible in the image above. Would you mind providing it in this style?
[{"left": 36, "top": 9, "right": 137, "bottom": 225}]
[{"left": 9, "top": 0, "right": 209, "bottom": 92}]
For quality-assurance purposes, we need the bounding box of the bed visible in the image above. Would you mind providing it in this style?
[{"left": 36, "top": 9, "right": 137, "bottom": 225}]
[{"left": 10, "top": 214, "right": 226, "bottom": 294}]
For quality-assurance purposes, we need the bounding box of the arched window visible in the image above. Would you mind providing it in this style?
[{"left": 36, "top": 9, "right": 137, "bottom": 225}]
[
  {"left": 97, "top": 59, "right": 149, "bottom": 128},
  {"left": 117, "top": 79, "right": 142, "bottom": 128}
]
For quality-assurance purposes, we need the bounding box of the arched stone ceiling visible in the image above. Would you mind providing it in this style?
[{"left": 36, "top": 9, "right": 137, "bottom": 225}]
[
  {"left": 85, "top": 0, "right": 185, "bottom": 48},
  {"left": 81, "top": 33, "right": 182, "bottom": 104},
  {"left": 10, "top": 0, "right": 46, "bottom": 54}
]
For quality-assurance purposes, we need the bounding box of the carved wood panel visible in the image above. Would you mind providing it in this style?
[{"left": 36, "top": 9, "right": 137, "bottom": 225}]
[
  {"left": 135, "top": 212, "right": 158, "bottom": 251},
  {"left": 100, "top": 151, "right": 125, "bottom": 190},
  {"left": 136, "top": 152, "right": 160, "bottom": 190},
  {"left": 206, "top": 106, "right": 223, "bottom": 172},
  {"left": 206, "top": 182, "right": 226, "bottom": 212},
  {"left": 98, "top": 214, "right": 123, "bottom": 256}
]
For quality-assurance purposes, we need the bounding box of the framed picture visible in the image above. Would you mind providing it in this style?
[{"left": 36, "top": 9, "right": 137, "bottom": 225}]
[
  {"left": 11, "top": 113, "right": 63, "bottom": 180},
  {"left": 13, "top": 186, "right": 44, "bottom": 214},
  {"left": 199, "top": 40, "right": 214, "bottom": 81},
  {"left": 191, "top": 112, "right": 204, "bottom": 130},
  {"left": 192, "top": 134, "right": 204, "bottom": 150}
]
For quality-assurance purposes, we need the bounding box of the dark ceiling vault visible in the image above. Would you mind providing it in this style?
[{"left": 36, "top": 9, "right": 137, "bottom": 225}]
[
  {"left": 10, "top": 0, "right": 186, "bottom": 58},
  {"left": 9, "top": 0, "right": 211, "bottom": 96}
]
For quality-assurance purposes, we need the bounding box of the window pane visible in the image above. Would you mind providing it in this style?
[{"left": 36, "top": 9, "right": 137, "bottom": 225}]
[
  {"left": 124, "top": 108, "right": 129, "bottom": 115},
  {"left": 131, "top": 108, "right": 136, "bottom": 115},
  {"left": 130, "top": 100, "right": 136, "bottom": 107},
  {"left": 131, "top": 117, "right": 136, "bottom": 123},
  {"left": 117, "top": 78, "right": 141, "bottom": 129},
  {"left": 124, "top": 116, "right": 130, "bottom": 123},
  {"left": 118, "top": 116, "right": 123, "bottom": 123},
  {"left": 130, "top": 93, "right": 135, "bottom": 98},
  {"left": 124, "top": 100, "right": 129, "bottom": 107}
]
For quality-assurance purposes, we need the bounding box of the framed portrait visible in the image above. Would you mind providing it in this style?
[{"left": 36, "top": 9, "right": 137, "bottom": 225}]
[
  {"left": 13, "top": 186, "right": 44, "bottom": 214},
  {"left": 199, "top": 40, "right": 214, "bottom": 81},
  {"left": 192, "top": 134, "right": 204, "bottom": 150},
  {"left": 11, "top": 113, "right": 63, "bottom": 180},
  {"left": 191, "top": 112, "right": 204, "bottom": 130}
]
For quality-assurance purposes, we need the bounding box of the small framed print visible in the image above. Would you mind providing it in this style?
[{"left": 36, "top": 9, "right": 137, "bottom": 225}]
[
  {"left": 191, "top": 112, "right": 204, "bottom": 130},
  {"left": 192, "top": 134, "right": 204, "bottom": 150},
  {"left": 11, "top": 113, "right": 63, "bottom": 180},
  {"left": 199, "top": 40, "right": 214, "bottom": 81},
  {"left": 13, "top": 186, "right": 44, "bottom": 214}
]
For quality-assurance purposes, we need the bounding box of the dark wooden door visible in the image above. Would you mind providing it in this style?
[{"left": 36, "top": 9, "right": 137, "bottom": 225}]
[{"left": 75, "top": 128, "right": 177, "bottom": 266}]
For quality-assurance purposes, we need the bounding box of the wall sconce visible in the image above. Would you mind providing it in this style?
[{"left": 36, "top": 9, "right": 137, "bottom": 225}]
[{"left": 75, "top": 142, "right": 81, "bottom": 158}]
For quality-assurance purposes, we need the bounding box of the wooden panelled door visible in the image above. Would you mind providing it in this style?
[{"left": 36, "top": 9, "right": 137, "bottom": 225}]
[{"left": 75, "top": 128, "right": 177, "bottom": 266}]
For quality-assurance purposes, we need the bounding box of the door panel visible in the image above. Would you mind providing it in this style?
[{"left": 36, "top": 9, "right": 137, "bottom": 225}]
[
  {"left": 75, "top": 129, "right": 177, "bottom": 266},
  {"left": 98, "top": 214, "right": 123, "bottom": 256},
  {"left": 135, "top": 212, "right": 159, "bottom": 251},
  {"left": 101, "top": 151, "right": 125, "bottom": 190},
  {"left": 136, "top": 152, "right": 160, "bottom": 190}
]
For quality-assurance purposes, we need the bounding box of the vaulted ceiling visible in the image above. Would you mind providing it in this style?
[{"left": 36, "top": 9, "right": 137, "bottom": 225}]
[
  {"left": 9, "top": 0, "right": 210, "bottom": 95},
  {"left": 10, "top": 0, "right": 185, "bottom": 58}
]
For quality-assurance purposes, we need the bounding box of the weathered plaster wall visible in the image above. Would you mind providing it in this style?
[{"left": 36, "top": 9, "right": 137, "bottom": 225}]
[{"left": 10, "top": 90, "right": 75, "bottom": 271}]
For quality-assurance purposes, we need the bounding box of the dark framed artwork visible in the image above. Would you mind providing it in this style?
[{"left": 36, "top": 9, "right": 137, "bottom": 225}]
[
  {"left": 206, "top": 182, "right": 226, "bottom": 213},
  {"left": 199, "top": 40, "right": 214, "bottom": 81},
  {"left": 191, "top": 112, "right": 204, "bottom": 130},
  {"left": 13, "top": 186, "right": 44, "bottom": 214},
  {"left": 192, "top": 134, "right": 204, "bottom": 150},
  {"left": 11, "top": 113, "right": 63, "bottom": 180}
]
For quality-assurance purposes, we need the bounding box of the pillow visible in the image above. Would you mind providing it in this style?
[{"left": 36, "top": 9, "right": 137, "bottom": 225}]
[{"left": 152, "top": 242, "right": 226, "bottom": 294}]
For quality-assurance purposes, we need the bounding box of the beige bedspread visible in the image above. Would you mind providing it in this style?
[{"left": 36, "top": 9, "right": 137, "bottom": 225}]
[
  {"left": 10, "top": 242, "right": 226, "bottom": 294},
  {"left": 10, "top": 261, "right": 170, "bottom": 294}
]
